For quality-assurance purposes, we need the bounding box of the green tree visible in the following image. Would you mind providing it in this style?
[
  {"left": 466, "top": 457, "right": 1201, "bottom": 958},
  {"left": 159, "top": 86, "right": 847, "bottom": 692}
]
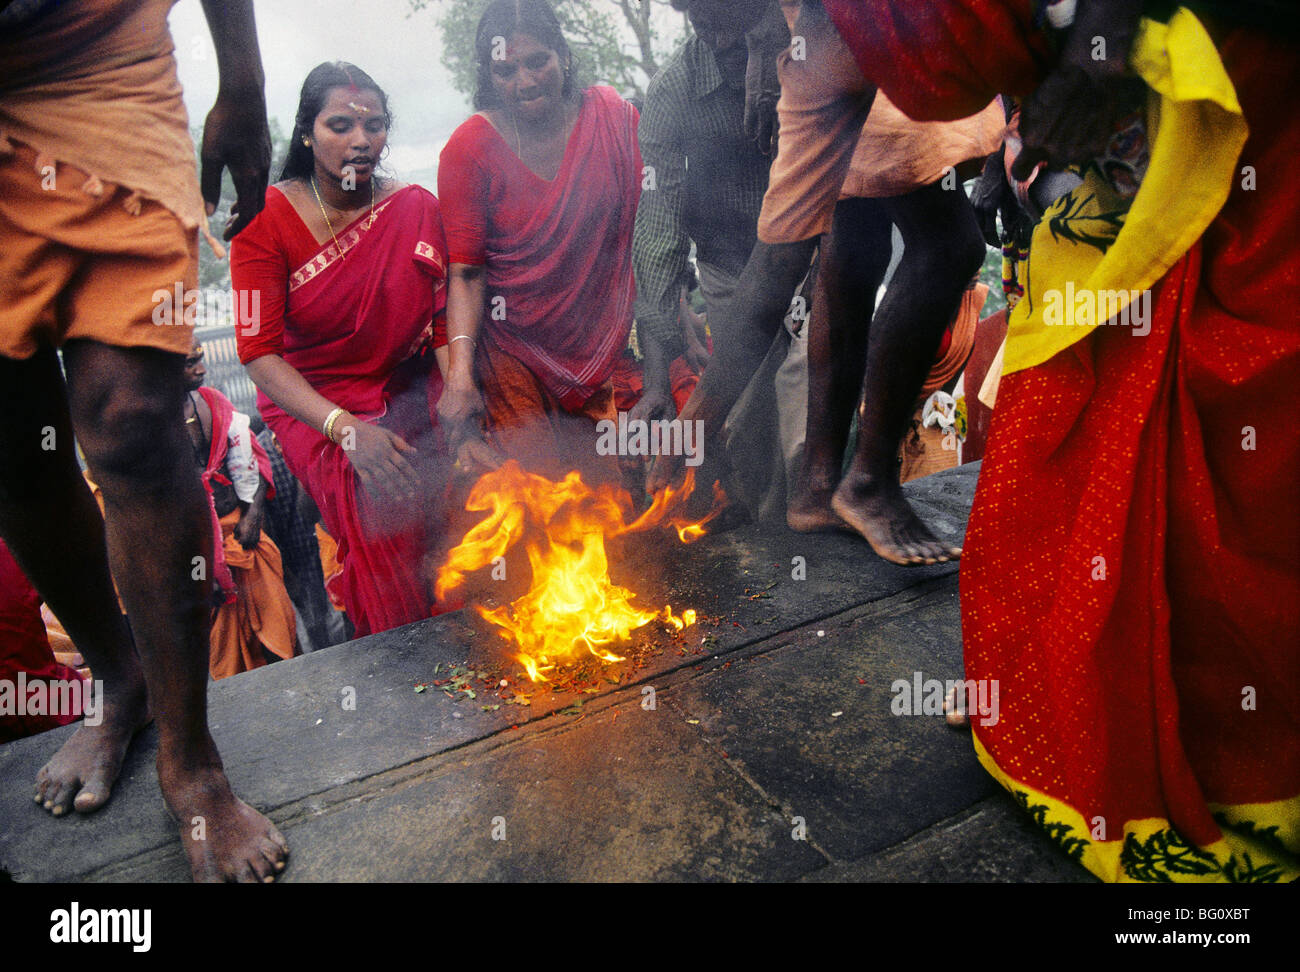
[{"left": 409, "top": 0, "right": 690, "bottom": 101}]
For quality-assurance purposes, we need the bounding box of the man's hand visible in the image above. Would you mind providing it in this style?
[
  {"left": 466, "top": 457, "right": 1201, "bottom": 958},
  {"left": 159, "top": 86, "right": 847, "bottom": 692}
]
[
  {"left": 630, "top": 385, "right": 674, "bottom": 427},
  {"left": 456, "top": 438, "right": 504, "bottom": 475},
  {"left": 200, "top": 93, "right": 271, "bottom": 240},
  {"left": 680, "top": 293, "right": 711, "bottom": 374},
  {"left": 1012, "top": 67, "right": 1145, "bottom": 181},
  {"left": 743, "top": 1, "right": 788, "bottom": 156},
  {"left": 232, "top": 505, "right": 262, "bottom": 550},
  {"left": 437, "top": 373, "right": 488, "bottom": 450},
  {"left": 1012, "top": 0, "right": 1145, "bottom": 181},
  {"left": 971, "top": 146, "right": 1016, "bottom": 247},
  {"left": 199, "top": 0, "right": 270, "bottom": 240}
]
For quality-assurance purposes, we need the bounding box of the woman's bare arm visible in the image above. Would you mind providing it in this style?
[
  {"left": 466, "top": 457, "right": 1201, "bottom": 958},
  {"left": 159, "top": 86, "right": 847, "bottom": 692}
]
[{"left": 245, "top": 353, "right": 349, "bottom": 434}]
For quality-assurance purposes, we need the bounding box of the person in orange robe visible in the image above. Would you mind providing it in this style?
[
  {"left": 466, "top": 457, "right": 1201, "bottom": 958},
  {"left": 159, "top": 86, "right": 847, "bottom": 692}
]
[{"left": 181, "top": 344, "right": 298, "bottom": 680}]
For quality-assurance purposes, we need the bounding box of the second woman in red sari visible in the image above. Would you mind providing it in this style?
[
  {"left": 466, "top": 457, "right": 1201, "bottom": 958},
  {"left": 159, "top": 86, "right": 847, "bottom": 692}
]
[
  {"left": 436, "top": 0, "right": 642, "bottom": 483},
  {"left": 232, "top": 62, "right": 452, "bottom": 637}
]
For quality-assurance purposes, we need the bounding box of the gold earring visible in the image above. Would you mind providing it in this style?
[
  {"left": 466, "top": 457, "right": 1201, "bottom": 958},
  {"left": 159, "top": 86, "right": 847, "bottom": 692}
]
[{"left": 302, "top": 137, "right": 311, "bottom": 146}]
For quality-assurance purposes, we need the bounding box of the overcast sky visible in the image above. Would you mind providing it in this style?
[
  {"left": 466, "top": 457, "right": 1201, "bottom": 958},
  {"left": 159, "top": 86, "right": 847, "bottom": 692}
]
[{"left": 169, "top": 0, "right": 469, "bottom": 190}]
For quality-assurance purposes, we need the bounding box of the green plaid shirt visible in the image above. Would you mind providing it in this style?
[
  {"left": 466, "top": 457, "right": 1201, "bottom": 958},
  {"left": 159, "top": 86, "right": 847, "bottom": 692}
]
[{"left": 633, "top": 36, "right": 772, "bottom": 359}]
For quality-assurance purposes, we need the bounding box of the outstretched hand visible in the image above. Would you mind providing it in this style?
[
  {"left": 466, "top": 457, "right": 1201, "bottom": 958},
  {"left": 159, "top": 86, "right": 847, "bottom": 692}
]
[
  {"left": 438, "top": 374, "right": 503, "bottom": 475},
  {"left": 200, "top": 91, "right": 271, "bottom": 240},
  {"left": 343, "top": 421, "right": 423, "bottom": 505}
]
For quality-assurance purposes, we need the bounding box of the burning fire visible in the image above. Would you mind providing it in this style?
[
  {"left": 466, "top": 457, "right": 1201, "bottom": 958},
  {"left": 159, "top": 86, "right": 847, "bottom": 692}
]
[{"left": 436, "top": 461, "right": 724, "bottom": 681}]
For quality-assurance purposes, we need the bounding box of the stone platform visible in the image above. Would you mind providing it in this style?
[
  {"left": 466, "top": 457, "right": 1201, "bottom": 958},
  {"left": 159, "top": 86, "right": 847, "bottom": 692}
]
[{"left": 0, "top": 463, "right": 1093, "bottom": 882}]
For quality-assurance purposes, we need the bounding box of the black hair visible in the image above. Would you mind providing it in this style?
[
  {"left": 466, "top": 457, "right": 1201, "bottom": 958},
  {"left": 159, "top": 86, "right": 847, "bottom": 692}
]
[
  {"left": 472, "top": 0, "right": 576, "bottom": 111},
  {"left": 280, "top": 62, "right": 392, "bottom": 182}
]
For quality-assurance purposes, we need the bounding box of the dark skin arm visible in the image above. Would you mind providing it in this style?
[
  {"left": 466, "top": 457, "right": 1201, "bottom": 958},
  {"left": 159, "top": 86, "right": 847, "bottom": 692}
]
[
  {"left": 630, "top": 328, "right": 675, "bottom": 425},
  {"left": 1012, "top": 0, "right": 1147, "bottom": 180},
  {"left": 743, "top": 1, "right": 789, "bottom": 156},
  {"left": 198, "top": 0, "right": 270, "bottom": 240},
  {"left": 231, "top": 475, "right": 267, "bottom": 551}
]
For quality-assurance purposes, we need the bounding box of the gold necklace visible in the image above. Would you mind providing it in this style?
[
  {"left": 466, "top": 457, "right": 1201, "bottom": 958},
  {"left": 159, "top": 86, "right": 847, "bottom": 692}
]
[{"left": 310, "top": 176, "right": 375, "bottom": 260}]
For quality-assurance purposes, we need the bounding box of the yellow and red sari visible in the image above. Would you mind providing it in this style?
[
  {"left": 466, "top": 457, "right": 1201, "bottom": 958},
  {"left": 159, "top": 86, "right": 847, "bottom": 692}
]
[{"left": 961, "top": 18, "right": 1300, "bottom": 881}]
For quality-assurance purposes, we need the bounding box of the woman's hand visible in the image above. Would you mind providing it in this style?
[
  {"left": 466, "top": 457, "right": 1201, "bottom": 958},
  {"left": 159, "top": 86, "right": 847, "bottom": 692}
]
[
  {"left": 438, "top": 373, "right": 503, "bottom": 474},
  {"left": 437, "top": 372, "right": 487, "bottom": 448},
  {"left": 340, "top": 419, "right": 423, "bottom": 504}
]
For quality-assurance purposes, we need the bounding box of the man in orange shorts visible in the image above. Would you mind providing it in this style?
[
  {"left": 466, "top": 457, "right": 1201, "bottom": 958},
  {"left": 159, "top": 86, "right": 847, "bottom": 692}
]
[{"left": 0, "top": 0, "right": 288, "bottom": 881}]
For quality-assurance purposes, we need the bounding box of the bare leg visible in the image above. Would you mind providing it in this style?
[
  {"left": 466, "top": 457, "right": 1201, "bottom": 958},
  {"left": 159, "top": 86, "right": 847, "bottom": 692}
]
[
  {"left": 788, "top": 198, "right": 893, "bottom": 532},
  {"left": 647, "top": 239, "right": 817, "bottom": 493},
  {"left": 0, "top": 347, "right": 149, "bottom": 816},
  {"left": 831, "top": 181, "right": 985, "bottom": 564},
  {"left": 62, "top": 340, "right": 288, "bottom": 882}
]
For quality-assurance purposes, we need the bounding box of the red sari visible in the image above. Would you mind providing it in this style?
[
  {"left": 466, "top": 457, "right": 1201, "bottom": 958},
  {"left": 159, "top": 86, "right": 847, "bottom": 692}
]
[
  {"left": 439, "top": 86, "right": 642, "bottom": 427},
  {"left": 232, "top": 185, "right": 450, "bottom": 637},
  {"left": 818, "top": 2, "right": 1298, "bottom": 879},
  {"left": 961, "top": 31, "right": 1300, "bottom": 882},
  {"left": 0, "top": 538, "right": 85, "bottom": 743}
]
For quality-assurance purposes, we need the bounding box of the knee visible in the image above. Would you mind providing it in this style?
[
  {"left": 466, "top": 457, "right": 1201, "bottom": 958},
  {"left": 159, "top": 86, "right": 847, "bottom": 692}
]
[{"left": 74, "top": 381, "right": 184, "bottom": 484}]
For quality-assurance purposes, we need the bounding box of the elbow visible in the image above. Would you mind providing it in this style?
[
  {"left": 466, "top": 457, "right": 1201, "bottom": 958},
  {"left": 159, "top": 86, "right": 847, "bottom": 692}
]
[
  {"left": 243, "top": 355, "right": 278, "bottom": 392},
  {"left": 450, "top": 263, "right": 485, "bottom": 286}
]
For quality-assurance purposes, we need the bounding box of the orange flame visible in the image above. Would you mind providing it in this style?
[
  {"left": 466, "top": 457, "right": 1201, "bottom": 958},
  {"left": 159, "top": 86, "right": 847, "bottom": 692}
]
[{"left": 436, "top": 461, "right": 718, "bottom": 681}]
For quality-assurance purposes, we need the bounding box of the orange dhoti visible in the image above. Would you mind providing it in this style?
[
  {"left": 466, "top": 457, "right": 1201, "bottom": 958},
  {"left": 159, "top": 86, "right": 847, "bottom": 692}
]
[{"left": 209, "top": 511, "right": 298, "bottom": 681}]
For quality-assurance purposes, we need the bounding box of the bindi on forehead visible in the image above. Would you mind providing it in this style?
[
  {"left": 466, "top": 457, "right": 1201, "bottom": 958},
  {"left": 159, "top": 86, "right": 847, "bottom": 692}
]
[
  {"left": 505, "top": 32, "right": 550, "bottom": 59},
  {"left": 323, "top": 89, "right": 382, "bottom": 116}
]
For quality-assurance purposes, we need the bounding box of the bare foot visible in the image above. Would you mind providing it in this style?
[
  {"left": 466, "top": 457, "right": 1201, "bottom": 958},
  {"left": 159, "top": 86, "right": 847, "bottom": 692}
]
[
  {"left": 943, "top": 685, "right": 970, "bottom": 728},
  {"left": 160, "top": 755, "right": 289, "bottom": 883},
  {"left": 34, "top": 673, "right": 150, "bottom": 816},
  {"left": 787, "top": 485, "right": 852, "bottom": 533},
  {"left": 830, "top": 477, "right": 962, "bottom": 566}
]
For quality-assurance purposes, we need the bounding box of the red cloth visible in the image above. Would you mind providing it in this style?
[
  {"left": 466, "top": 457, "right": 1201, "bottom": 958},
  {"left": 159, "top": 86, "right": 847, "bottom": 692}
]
[
  {"left": 438, "top": 86, "right": 642, "bottom": 411},
  {"left": 231, "top": 184, "right": 452, "bottom": 637},
  {"left": 0, "top": 538, "right": 84, "bottom": 743},
  {"left": 196, "top": 385, "right": 274, "bottom": 604},
  {"left": 958, "top": 308, "right": 1009, "bottom": 463},
  {"left": 822, "top": 0, "right": 1049, "bottom": 122},
  {"left": 611, "top": 354, "right": 702, "bottom": 416},
  {"left": 961, "top": 30, "right": 1300, "bottom": 870}
]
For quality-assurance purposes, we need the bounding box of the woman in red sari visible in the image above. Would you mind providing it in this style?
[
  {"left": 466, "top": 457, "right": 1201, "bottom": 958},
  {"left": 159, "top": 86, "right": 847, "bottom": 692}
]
[
  {"left": 436, "top": 0, "right": 642, "bottom": 482},
  {"left": 807, "top": 0, "right": 1299, "bottom": 880},
  {"left": 231, "top": 62, "right": 452, "bottom": 638}
]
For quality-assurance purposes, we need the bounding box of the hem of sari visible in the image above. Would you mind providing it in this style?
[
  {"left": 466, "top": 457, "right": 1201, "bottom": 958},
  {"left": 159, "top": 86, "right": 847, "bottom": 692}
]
[{"left": 972, "top": 733, "right": 1300, "bottom": 883}]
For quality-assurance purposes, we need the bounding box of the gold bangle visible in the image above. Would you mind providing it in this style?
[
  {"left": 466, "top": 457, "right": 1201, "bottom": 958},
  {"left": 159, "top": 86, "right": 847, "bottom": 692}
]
[{"left": 322, "top": 407, "right": 345, "bottom": 443}]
